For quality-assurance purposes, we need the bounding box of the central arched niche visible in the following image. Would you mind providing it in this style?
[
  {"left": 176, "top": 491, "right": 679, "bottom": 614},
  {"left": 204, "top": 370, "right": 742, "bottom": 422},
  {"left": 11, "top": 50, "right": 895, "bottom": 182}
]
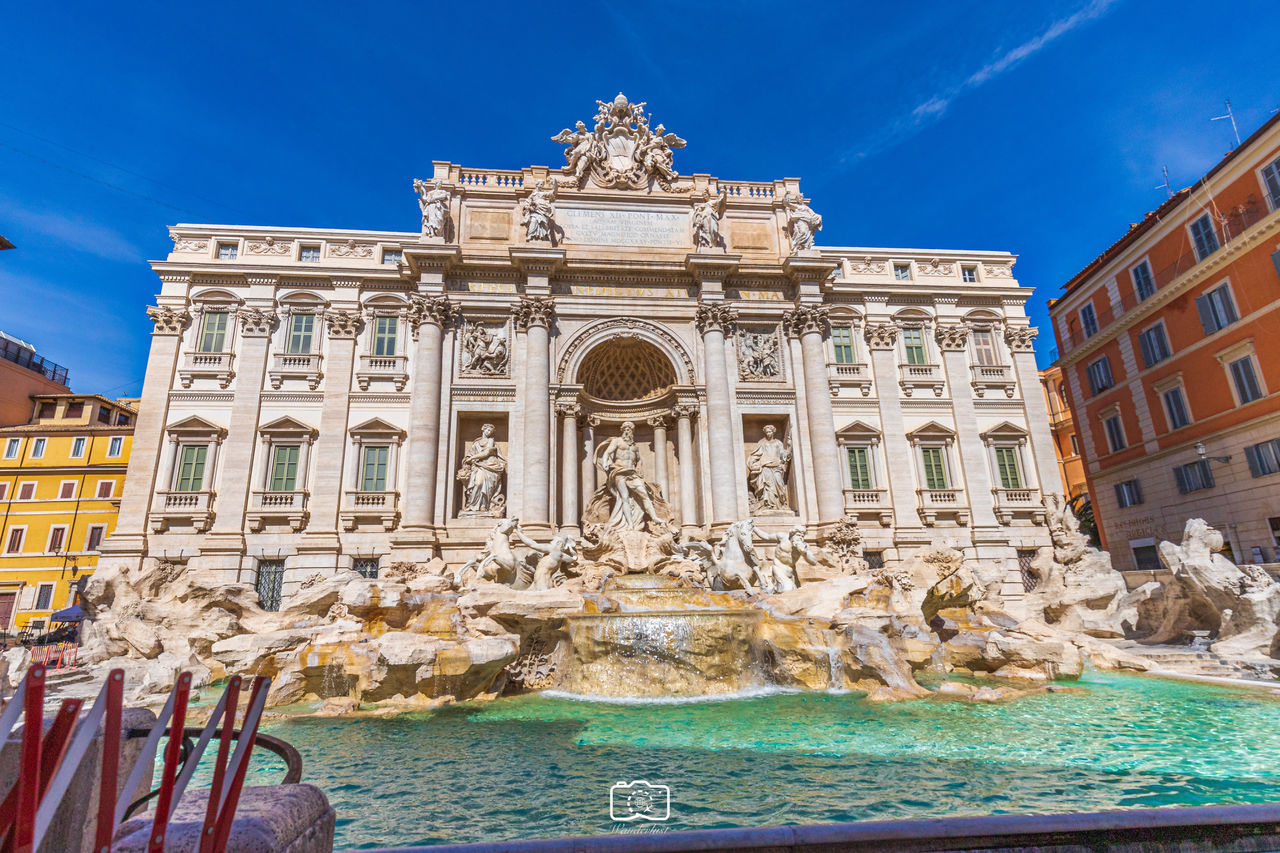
[{"left": 577, "top": 338, "right": 677, "bottom": 401}]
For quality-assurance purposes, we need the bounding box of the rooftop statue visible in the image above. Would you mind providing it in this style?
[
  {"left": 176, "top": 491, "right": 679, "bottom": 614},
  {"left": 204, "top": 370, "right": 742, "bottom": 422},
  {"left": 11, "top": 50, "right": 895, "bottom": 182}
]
[
  {"left": 691, "top": 191, "right": 726, "bottom": 250},
  {"left": 412, "top": 177, "right": 451, "bottom": 239},
  {"left": 784, "top": 192, "right": 823, "bottom": 252},
  {"left": 552, "top": 93, "right": 687, "bottom": 192},
  {"left": 519, "top": 179, "right": 558, "bottom": 244}
]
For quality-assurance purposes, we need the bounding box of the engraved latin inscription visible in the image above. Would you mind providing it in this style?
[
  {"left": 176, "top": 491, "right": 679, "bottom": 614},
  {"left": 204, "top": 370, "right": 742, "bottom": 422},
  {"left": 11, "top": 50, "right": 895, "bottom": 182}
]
[{"left": 557, "top": 207, "right": 688, "bottom": 247}]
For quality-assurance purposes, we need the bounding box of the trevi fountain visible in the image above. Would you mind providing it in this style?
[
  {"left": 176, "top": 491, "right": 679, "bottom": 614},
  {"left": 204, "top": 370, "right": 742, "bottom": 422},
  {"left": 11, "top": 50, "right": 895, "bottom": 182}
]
[{"left": 25, "top": 95, "right": 1280, "bottom": 847}]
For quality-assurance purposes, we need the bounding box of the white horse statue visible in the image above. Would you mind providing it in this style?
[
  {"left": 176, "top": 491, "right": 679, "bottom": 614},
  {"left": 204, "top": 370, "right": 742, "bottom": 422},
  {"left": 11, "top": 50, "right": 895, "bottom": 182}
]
[{"left": 676, "top": 519, "right": 763, "bottom": 592}]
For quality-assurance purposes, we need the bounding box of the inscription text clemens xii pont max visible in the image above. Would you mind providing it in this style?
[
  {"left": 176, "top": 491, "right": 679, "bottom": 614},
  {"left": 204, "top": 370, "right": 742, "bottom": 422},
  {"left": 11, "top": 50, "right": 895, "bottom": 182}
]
[{"left": 557, "top": 207, "right": 687, "bottom": 247}]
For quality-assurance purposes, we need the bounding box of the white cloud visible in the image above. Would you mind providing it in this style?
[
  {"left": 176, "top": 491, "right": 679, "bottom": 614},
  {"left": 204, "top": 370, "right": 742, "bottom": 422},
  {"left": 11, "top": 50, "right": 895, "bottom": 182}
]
[
  {"left": 851, "top": 0, "right": 1122, "bottom": 161},
  {"left": 0, "top": 197, "right": 142, "bottom": 263}
]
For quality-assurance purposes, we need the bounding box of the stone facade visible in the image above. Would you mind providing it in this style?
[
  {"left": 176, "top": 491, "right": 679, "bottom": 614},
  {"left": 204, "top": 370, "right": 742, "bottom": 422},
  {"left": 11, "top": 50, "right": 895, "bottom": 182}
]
[{"left": 101, "top": 95, "right": 1056, "bottom": 606}]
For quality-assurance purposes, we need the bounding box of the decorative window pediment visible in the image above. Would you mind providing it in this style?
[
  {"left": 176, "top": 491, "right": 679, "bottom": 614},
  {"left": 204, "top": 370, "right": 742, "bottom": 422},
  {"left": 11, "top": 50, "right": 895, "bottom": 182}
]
[
  {"left": 349, "top": 417, "right": 406, "bottom": 442},
  {"left": 165, "top": 415, "right": 227, "bottom": 441},
  {"left": 277, "top": 290, "right": 330, "bottom": 310},
  {"left": 190, "top": 288, "right": 243, "bottom": 307},
  {"left": 906, "top": 420, "right": 956, "bottom": 442},
  {"left": 979, "top": 421, "right": 1030, "bottom": 442},
  {"left": 835, "top": 420, "right": 882, "bottom": 443},
  {"left": 259, "top": 415, "right": 318, "bottom": 441}
]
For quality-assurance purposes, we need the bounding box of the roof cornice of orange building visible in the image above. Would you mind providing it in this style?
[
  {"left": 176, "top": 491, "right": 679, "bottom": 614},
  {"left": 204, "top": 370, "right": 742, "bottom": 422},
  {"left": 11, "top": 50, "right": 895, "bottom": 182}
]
[{"left": 1060, "top": 109, "right": 1280, "bottom": 295}]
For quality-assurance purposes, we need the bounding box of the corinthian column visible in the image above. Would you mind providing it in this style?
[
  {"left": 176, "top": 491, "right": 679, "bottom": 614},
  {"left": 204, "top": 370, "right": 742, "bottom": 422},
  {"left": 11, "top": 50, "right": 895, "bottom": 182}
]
[
  {"left": 784, "top": 305, "right": 845, "bottom": 526},
  {"left": 694, "top": 302, "right": 740, "bottom": 528},
  {"left": 400, "top": 295, "right": 457, "bottom": 537},
  {"left": 514, "top": 297, "right": 555, "bottom": 532},
  {"left": 648, "top": 415, "right": 670, "bottom": 497},
  {"left": 675, "top": 405, "right": 699, "bottom": 533},
  {"left": 558, "top": 402, "right": 581, "bottom": 533}
]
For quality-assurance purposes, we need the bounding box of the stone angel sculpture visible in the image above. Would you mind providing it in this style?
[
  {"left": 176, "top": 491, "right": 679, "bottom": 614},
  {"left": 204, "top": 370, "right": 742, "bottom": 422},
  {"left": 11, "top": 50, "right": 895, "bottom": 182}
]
[
  {"left": 413, "top": 178, "right": 451, "bottom": 239},
  {"left": 783, "top": 192, "right": 823, "bottom": 253},
  {"left": 637, "top": 123, "right": 685, "bottom": 181},
  {"left": 691, "top": 191, "right": 726, "bottom": 250},
  {"left": 519, "top": 179, "right": 558, "bottom": 244},
  {"left": 551, "top": 121, "right": 600, "bottom": 182}
]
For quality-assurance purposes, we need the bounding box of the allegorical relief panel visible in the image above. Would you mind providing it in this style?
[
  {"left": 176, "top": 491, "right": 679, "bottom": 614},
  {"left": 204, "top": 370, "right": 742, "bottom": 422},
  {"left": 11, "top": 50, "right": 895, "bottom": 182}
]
[
  {"left": 738, "top": 327, "right": 782, "bottom": 381},
  {"left": 459, "top": 321, "right": 510, "bottom": 377}
]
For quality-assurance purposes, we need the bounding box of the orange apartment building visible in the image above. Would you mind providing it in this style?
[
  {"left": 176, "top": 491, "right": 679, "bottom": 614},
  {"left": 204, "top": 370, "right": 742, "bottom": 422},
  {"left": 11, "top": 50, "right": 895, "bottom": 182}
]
[
  {"left": 1050, "top": 112, "right": 1280, "bottom": 575},
  {"left": 1039, "top": 366, "right": 1088, "bottom": 499}
]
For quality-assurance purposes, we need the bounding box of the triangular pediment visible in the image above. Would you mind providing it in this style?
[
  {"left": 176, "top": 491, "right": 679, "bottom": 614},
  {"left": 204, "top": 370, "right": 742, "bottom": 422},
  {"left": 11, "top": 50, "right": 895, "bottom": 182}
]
[
  {"left": 906, "top": 420, "right": 956, "bottom": 440},
  {"left": 164, "top": 415, "right": 226, "bottom": 437},
  {"left": 349, "top": 417, "right": 406, "bottom": 439},
  {"left": 980, "top": 421, "right": 1030, "bottom": 440},
  {"left": 259, "top": 415, "right": 318, "bottom": 438},
  {"left": 835, "top": 419, "right": 882, "bottom": 440}
]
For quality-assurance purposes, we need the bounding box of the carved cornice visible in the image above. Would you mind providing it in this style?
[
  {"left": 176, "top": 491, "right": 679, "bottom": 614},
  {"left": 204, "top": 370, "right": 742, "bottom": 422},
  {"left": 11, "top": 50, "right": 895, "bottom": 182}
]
[
  {"left": 863, "top": 323, "right": 899, "bottom": 350},
  {"left": 237, "top": 307, "right": 279, "bottom": 337},
  {"left": 147, "top": 305, "right": 190, "bottom": 336},
  {"left": 934, "top": 323, "right": 971, "bottom": 351},
  {"left": 324, "top": 309, "right": 364, "bottom": 339},
  {"left": 407, "top": 295, "right": 460, "bottom": 338},
  {"left": 512, "top": 296, "right": 556, "bottom": 330},
  {"left": 694, "top": 302, "right": 738, "bottom": 336},
  {"left": 782, "top": 305, "right": 830, "bottom": 338},
  {"left": 1004, "top": 326, "right": 1038, "bottom": 352}
]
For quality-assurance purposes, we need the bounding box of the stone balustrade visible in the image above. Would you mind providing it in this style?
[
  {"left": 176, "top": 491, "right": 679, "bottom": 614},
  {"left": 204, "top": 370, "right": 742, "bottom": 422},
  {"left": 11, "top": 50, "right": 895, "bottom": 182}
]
[
  {"left": 355, "top": 354, "right": 409, "bottom": 391},
  {"left": 916, "top": 488, "right": 970, "bottom": 526},
  {"left": 178, "top": 351, "right": 236, "bottom": 388},
  {"left": 151, "top": 490, "right": 216, "bottom": 533},
  {"left": 341, "top": 490, "right": 400, "bottom": 531},
  {"left": 269, "top": 353, "right": 324, "bottom": 390},
  {"left": 970, "top": 363, "right": 1017, "bottom": 398},
  {"left": 898, "top": 363, "right": 945, "bottom": 397},
  {"left": 248, "top": 489, "right": 310, "bottom": 532}
]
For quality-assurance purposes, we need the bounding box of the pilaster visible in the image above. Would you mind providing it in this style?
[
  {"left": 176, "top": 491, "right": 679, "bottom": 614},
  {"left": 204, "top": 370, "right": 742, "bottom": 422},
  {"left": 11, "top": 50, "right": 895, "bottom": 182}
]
[
  {"left": 694, "top": 302, "right": 739, "bottom": 528},
  {"left": 305, "top": 309, "right": 362, "bottom": 549},
  {"left": 784, "top": 304, "right": 845, "bottom": 528},
  {"left": 1007, "top": 327, "right": 1062, "bottom": 503},
  {"left": 936, "top": 323, "right": 998, "bottom": 530},
  {"left": 865, "top": 323, "right": 921, "bottom": 534},
  {"left": 514, "top": 296, "right": 556, "bottom": 534}
]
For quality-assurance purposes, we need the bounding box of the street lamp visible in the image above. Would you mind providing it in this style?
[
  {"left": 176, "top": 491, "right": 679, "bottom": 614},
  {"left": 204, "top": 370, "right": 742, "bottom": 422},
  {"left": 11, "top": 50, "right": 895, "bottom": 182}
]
[{"left": 1194, "top": 440, "right": 1232, "bottom": 464}]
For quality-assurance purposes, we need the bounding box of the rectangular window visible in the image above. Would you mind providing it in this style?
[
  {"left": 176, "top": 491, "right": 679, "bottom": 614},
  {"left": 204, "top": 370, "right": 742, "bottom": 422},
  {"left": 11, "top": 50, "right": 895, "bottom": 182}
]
[
  {"left": 971, "top": 329, "right": 999, "bottom": 366},
  {"left": 34, "top": 584, "right": 53, "bottom": 611},
  {"left": 108, "top": 436, "right": 123, "bottom": 457},
  {"left": 1196, "top": 283, "right": 1239, "bottom": 335},
  {"left": 382, "top": 249, "right": 403, "bottom": 265},
  {"left": 70, "top": 437, "right": 86, "bottom": 458},
  {"left": 1132, "top": 544, "right": 1161, "bottom": 573},
  {"left": 86, "top": 525, "right": 105, "bottom": 551},
  {"left": 5, "top": 529, "right": 23, "bottom": 553},
  {"left": 1264, "top": 158, "right": 1280, "bottom": 210},
  {"left": 893, "top": 263, "right": 911, "bottom": 281},
  {"left": 1162, "top": 386, "right": 1191, "bottom": 430},
  {"left": 1132, "top": 260, "right": 1156, "bottom": 301},
  {"left": 96, "top": 406, "right": 111, "bottom": 424},
  {"left": 1190, "top": 213, "right": 1220, "bottom": 260},
  {"left": 65, "top": 401, "right": 83, "bottom": 418},
  {"left": 1103, "top": 414, "right": 1126, "bottom": 452},
  {"left": 96, "top": 481, "right": 114, "bottom": 498},
  {"left": 961, "top": 265, "right": 978, "bottom": 283},
  {"left": 255, "top": 560, "right": 285, "bottom": 611},
  {"left": 362, "top": 445, "right": 389, "bottom": 492},
  {"left": 1080, "top": 304, "right": 1099, "bottom": 338},
  {"left": 175, "top": 445, "right": 208, "bottom": 492},
  {"left": 1174, "top": 459, "right": 1215, "bottom": 494},
  {"left": 3, "top": 438, "right": 17, "bottom": 459},
  {"left": 1069, "top": 434, "right": 1079, "bottom": 454},
  {"left": 846, "top": 446, "right": 873, "bottom": 490},
  {"left": 920, "top": 446, "right": 948, "bottom": 490},
  {"left": 1229, "top": 355, "right": 1263, "bottom": 404},
  {"left": 1115, "top": 479, "right": 1144, "bottom": 508},
  {"left": 1138, "top": 324, "right": 1171, "bottom": 367},
  {"left": 58, "top": 481, "right": 75, "bottom": 499},
  {"left": 270, "top": 445, "right": 300, "bottom": 491},
  {"left": 287, "top": 314, "right": 315, "bottom": 354},
  {"left": 31, "top": 438, "right": 45, "bottom": 459},
  {"left": 17, "top": 483, "right": 34, "bottom": 500},
  {"left": 300, "top": 245, "right": 321, "bottom": 262},
  {"left": 216, "top": 243, "right": 238, "bottom": 260},
  {"left": 0, "top": 484, "right": 8, "bottom": 500},
  {"left": 47, "top": 527, "right": 65, "bottom": 553},
  {"left": 902, "top": 328, "right": 927, "bottom": 365},
  {"left": 1245, "top": 438, "right": 1280, "bottom": 478},
  {"left": 353, "top": 558, "right": 380, "bottom": 579},
  {"left": 116, "top": 413, "right": 130, "bottom": 426},
  {"left": 1086, "top": 356, "right": 1113, "bottom": 395},
  {"left": 198, "top": 311, "right": 228, "bottom": 353},
  {"left": 831, "top": 326, "right": 855, "bottom": 364},
  {"left": 373, "top": 316, "right": 398, "bottom": 357},
  {"left": 994, "top": 446, "right": 1022, "bottom": 489},
  {"left": 36, "top": 402, "right": 54, "bottom": 419}
]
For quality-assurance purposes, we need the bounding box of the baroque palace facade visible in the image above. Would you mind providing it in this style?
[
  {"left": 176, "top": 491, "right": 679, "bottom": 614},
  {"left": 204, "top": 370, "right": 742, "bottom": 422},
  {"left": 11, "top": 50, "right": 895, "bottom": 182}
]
[{"left": 103, "top": 95, "right": 1058, "bottom": 606}]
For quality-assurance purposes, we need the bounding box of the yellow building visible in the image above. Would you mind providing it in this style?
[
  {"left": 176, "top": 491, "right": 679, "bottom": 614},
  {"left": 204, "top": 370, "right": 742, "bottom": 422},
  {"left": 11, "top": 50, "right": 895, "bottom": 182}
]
[{"left": 0, "top": 394, "right": 136, "bottom": 632}]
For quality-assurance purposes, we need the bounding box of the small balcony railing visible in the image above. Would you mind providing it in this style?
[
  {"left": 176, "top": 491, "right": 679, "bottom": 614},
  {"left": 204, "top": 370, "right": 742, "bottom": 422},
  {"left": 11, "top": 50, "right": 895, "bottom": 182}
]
[
  {"left": 898, "top": 363, "right": 944, "bottom": 397},
  {"left": 340, "top": 490, "right": 400, "bottom": 531},
  {"left": 151, "top": 490, "right": 216, "bottom": 533},
  {"left": 178, "top": 351, "right": 235, "bottom": 389},
  {"left": 827, "top": 362, "right": 873, "bottom": 396},
  {"left": 248, "top": 490, "right": 309, "bottom": 531},
  {"left": 269, "top": 352, "right": 324, "bottom": 390},
  {"left": 916, "top": 487, "right": 969, "bottom": 526},
  {"left": 993, "top": 487, "right": 1046, "bottom": 526},
  {"left": 970, "top": 363, "right": 1016, "bottom": 398},
  {"left": 842, "top": 488, "right": 892, "bottom": 526},
  {"left": 356, "top": 354, "right": 409, "bottom": 391}
]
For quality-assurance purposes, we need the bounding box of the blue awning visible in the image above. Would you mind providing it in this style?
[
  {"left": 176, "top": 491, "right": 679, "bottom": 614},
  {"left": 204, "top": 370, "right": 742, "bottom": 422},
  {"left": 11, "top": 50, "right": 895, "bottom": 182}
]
[{"left": 50, "top": 605, "right": 83, "bottom": 623}]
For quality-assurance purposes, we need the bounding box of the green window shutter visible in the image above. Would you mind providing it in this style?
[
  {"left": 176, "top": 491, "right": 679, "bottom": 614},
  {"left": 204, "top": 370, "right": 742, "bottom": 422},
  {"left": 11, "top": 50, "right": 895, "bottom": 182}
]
[
  {"left": 921, "top": 447, "right": 947, "bottom": 489},
  {"left": 362, "top": 446, "right": 389, "bottom": 491},
  {"left": 199, "top": 312, "right": 227, "bottom": 353},
  {"left": 995, "top": 447, "right": 1022, "bottom": 489},
  {"left": 847, "top": 447, "right": 872, "bottom": 489},
  {"left": 270, "top": 445, "right": 300, "bottom": 491},
  {"left": 176, "top": 445, "right": 207, "bottom": 492}
]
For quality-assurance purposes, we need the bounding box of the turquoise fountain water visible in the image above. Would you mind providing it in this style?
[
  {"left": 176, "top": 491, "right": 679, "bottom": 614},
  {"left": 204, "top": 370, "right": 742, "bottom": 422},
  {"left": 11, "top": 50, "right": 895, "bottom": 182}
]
[{"left": 235, "top": 672, "right": 1280, "bottom": 849}]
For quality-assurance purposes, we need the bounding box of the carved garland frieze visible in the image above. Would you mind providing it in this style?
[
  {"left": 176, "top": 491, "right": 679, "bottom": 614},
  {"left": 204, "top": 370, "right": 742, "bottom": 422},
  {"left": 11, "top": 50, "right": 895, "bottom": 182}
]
[
  {"left": 782, "top": 305, "right": 830, "bottom": 338},
  {"left": 694, "top": 303, "right": 739, "bottom": 336},
  {"left": 246, "top": 237, "right": 292, "bottom": 255},
  {"left": 863, "top": 323, "right": 899, "bottom": 350},
  {"left": 171, "top": 237, "right": 208, "bottom": 253},
  {"left": 983, "top": 263, "right": 1014, "bottom": 278},
  {"left": 918, "top": 259, "right": 955, "bottom": 277},
  {"left": 323, "top": 310, "right": 364, "bottom": 339},
  {"left": 849, "top": 256, "right": 886, "bottom": 275},
  {"left": 237, "top": 307, "right": 279, "bottom": 336},
  {"left": 329, "top": 240, "right": 375, "bottom": 259},
  {"left": 1004, "top": 326, "right": 1038, "bottom": 352},
  {"left": 934, "top": 323, "right": 971, "bottom": 351},
  {"left": 147, "top": 305, "right": 191, "bottom": 336},
  {"left": 512, "top": 297, "right": 556, "bottom": 331}
]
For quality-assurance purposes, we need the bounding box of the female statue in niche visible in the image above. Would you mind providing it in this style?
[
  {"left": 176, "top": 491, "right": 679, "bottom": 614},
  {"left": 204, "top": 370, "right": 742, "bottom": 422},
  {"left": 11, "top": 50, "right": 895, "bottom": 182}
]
[
  {"left": 747, "top": 424, "right": 792, "bottom": 511},
  {"left": 458, "top": 424, "right": 506, "bottom": 515}
]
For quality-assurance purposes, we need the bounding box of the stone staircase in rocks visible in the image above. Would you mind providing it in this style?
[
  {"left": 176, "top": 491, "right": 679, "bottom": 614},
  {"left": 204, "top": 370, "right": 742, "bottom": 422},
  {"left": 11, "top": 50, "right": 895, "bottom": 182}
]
[{"left": 1113, "top": 640, "right": 1279, "bottom": 681}]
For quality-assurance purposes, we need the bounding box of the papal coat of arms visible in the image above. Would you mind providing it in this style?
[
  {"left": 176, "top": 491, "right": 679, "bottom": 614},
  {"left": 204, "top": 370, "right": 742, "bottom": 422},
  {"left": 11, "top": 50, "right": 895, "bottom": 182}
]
[{"left": 552, "top": 93, "right": 688, "bottom": 192}]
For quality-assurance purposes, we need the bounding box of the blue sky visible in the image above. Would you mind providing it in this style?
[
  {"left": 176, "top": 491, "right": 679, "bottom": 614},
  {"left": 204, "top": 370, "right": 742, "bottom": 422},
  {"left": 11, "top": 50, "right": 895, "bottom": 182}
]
[{"left": 2, "top": 1, "right": 1278, "bottom": 396}]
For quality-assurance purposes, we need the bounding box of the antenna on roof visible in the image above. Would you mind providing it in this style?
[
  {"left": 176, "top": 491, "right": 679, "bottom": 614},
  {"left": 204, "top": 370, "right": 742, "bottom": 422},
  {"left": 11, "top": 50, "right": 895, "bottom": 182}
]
[
  {"left": 1155, "top": 165, "right": 1173, "bottom": 199},
  {"left": 1211, "top": 99, "right": 1241, "bottom": 147}
]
